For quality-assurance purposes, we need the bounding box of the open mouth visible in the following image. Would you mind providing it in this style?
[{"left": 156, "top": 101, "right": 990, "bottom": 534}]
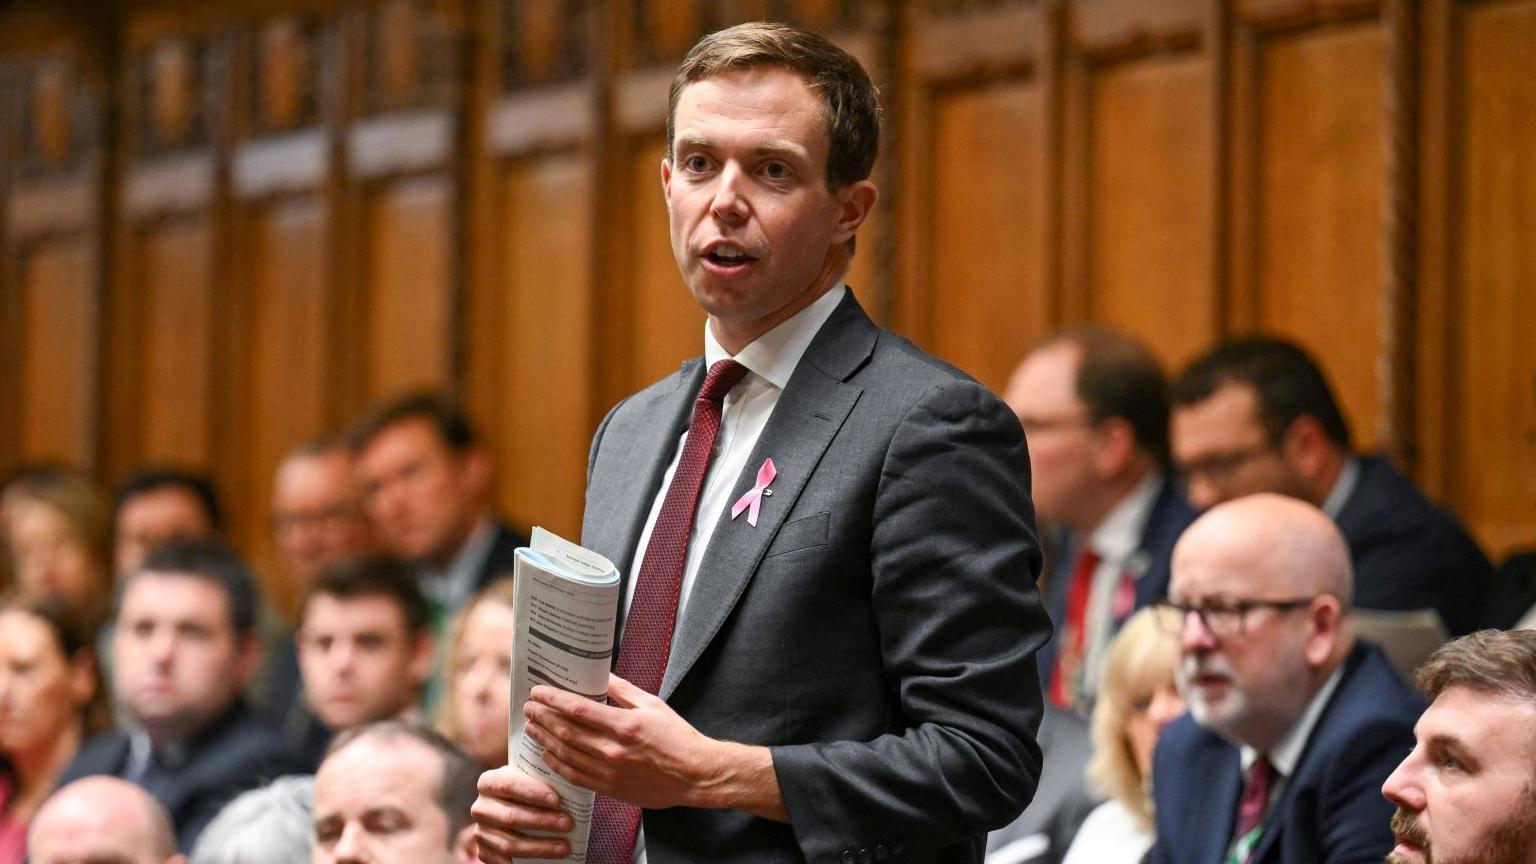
[{"left": 704, "top": 244, "right": 757, "bottom": 270}]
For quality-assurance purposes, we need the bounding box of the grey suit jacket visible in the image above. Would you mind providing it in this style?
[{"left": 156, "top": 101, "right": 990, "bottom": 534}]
[{"left": 582, "top": 292, "right": 1051, "bottom": 864}]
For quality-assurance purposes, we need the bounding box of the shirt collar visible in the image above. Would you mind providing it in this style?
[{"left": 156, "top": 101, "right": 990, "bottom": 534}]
[
  {"left": 703, "top": 285, "right": 847, "bottom": 389},
  {"left": 1086, "top": 470, "right": 1164, "bottom": 566},
  {"left": 1320, "top": 457, "right": 1360, "bottom": 519},
  {"left": 425, "top": 517, "right": 497, "bottom": 607},
  {"left": 1240, "top": 661, "right": 1346, "bottom": 778}
]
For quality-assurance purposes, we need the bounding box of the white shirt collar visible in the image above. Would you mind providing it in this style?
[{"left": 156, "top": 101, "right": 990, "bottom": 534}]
[
  {"left": 703, "top": 285, "right": 847, "bottom": 388},
  {"left": 1086, "top": 470, "right": 1164, "bottom": 568},
  {"left": 1240, "top": 660, "right": 1346, "bottom": 778},
  {"left": 1320, "top": 457, "right": 1361, "bottom": 519},
  {"left": 424, "top": 516, "right": 497, "bottom": 607}
]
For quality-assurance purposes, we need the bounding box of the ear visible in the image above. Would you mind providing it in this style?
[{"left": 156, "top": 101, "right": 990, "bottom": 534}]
[
  {"left": 660, "top": 157, "right": 674, "bottom": 209},
  {"left": 68, "top": 651, "right": 98, "bottom": 708},
  {"left": 830, "top": 180, "right": 878, "bottom": 244},
  {"left": 459, "top": 446, "right": 494, "bottom": 501},
  {"left": 1280, "top": 415, "right": 1330, "bottom": 477},
  {"left": 409, "top": 630, "right": 436, "bottom": 687},
  {"left": 1089, "top": 416, "right": 1138, "bottom": 477},
  {"left": 1302, "top": 595, "right": 1343, "bottom": 669},
  {"left": 452, "top": 820, "right": 478, "bottom": 864},
  {"left": 233, "top": 634, "right": 264, "bottom": 689}
]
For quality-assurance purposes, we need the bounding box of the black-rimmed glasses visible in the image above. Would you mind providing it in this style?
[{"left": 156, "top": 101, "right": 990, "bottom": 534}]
[{"left": 1153, "top": 597, "right": 1315, "bottom": 639}]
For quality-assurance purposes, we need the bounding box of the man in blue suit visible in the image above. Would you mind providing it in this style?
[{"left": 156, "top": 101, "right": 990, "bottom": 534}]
[
  {"left": 1170, "top": 337, "right": 1491, "bottom": 636},
  {"left": 1146, "top": 494, "right": 1424, "bottom": 864}
]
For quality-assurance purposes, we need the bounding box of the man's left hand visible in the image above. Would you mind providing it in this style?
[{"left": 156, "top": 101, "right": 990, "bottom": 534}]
[{"left": 523, "top": 673, "right": 788, "bottom": 821}]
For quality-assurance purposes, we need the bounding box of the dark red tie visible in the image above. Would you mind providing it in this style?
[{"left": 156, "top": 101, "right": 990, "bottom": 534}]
[
  {"left": 587, "top": 359, "right": 748, "bottom": 864},
  {"left": 1049, "top": 548, "right": 1101, "bottom": 708},
  {"left": 1234, "top": 756, "right": 1276, "bottom": 855}
]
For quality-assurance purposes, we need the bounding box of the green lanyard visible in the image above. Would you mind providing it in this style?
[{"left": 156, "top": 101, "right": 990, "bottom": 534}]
[{"left": 1224, "top": 824, "right": 1263, "bottom": 864}]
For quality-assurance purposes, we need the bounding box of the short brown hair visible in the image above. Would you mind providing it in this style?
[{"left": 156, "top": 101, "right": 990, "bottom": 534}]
[
  {"left": 348, "top": 391, "right": 478, "bottom": 455},
  {"left": 302, "top": 554, "right": 429, "bottom": 634},
  {"left": 1415, "top": 629, "right": 1536, "bottom": 703},
  {"left": 1039, "top": 326, "right": 1172, "bottom": 467},
  {"left": 667, "top": 22, "right": 880, "bottom": 191}
]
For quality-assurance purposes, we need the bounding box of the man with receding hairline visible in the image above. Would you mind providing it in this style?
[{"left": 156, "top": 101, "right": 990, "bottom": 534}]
[
  {"left": 1146, "top": 494, "right": 1423, "bottom": 864},
  {"left": 28, "top": 776, "right": 185, "bottom": 864}
]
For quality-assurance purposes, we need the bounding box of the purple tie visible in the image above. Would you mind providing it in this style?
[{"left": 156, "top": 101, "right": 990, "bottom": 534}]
[
  {"left": 1234, "top": 756, "right": 1276, "bottom": 856},
  {"left": 587, "top": 359, "right": 747, "bottom": 864}
]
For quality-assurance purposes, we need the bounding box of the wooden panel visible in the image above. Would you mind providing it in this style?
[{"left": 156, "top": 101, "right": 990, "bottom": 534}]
[
  {"left": 363, "top": 176, "right": 452, "bottom": 398},
  {"left": 19, "top": 238, "right": 96, "bottom": 467},
  {"left": 1253, "top": 23, "right": 1386, "bottom": 448},
  {"left": 627, "top": 136, "right": 703, "bottom": 393},
  {"left": 239, "top": 195, "right": 334, "bottom": 609},
  {"left": 1442, "top": 0, "right": 1536, "bottom": 555},
  {"left": 923, "top": 80, "right": 1051, "bottom": 392},
  {"left": 134, "top": 217, "right": 215, "bottom": 465},
  {"left": 1089, "top": 53, "right": 1216, "bottom": 369},
  {"left": 490, "top": 153, "right": 593, "bottom": 538}
]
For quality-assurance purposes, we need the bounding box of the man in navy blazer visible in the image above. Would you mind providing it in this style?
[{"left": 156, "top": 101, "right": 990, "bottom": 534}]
[
  {"left": 1170, "top": 337, "right": 1491, "bottom": 635},
  {"left": 1146, "top": 494, "right": 1423, "bottom": 864},
  {"left": 57, "top": 540, "right": 305, "bottom": 851},
  {"left": 471, "top": 22, "right": 1049, "bottom": 864},
  {"left": 1003, "top": 326, "right": 1195, "bottom": 714}
]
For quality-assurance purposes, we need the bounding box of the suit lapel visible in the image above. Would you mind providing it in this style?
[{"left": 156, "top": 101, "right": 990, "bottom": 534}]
[
  {"left": 660, "top": 293, "right": 876, "bottom": 699},
  {"left": 584, "top": 362, "right": 702, "bottom": 600},
  {"left": 1196, "top": 742, "right": 1244, "bottom": 864}
]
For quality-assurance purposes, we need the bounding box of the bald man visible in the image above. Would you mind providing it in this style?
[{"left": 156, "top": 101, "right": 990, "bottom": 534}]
[
  {"left": 1145, "top": 494, "right": 1425, "bottom": 864},
  {"left": 29, "top": 776, "right": 186, "bottom": 864}
]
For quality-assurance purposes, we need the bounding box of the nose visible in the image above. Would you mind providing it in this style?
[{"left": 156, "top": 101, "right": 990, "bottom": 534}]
[
  {"left": 1381, "top": 752, "right": 1425, "bottom": 812},
  {"left": 1179, "top": 608, "right": 1219, "bottom": 654},
  {"left": 709, "top": 163, "right": 750, "bottom": 225},
  {"left": 331, "top": 821, "right": 370, "bottom": 864}
]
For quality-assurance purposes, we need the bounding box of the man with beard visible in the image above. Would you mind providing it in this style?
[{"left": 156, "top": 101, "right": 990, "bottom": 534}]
[
  {"left": 1382, "top": 629, "right": 1536, "bottom": 864},
  {"left": 1146, "top": 494, "right": 1423, "bottom": 864}
]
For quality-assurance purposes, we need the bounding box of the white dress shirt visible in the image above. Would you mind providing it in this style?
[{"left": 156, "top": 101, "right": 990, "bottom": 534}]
[{"left": 622, "top": 285, "right": 846, "bottom": 864}]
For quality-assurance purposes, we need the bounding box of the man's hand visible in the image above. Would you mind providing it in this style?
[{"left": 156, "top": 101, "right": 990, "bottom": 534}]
[
  {"left": 471, "top": 768, "right": 575, "bottom": 863},
  {"left": 524, "top": 673, "right": 788, "bottom": 821}
]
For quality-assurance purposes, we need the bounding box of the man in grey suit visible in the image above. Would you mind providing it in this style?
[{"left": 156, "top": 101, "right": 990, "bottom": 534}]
[{"left": 473, "top": 22, "right": 1050, "bottom": 864}]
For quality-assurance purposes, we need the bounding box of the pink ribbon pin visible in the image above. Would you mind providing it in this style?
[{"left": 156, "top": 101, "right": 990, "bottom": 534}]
[{"left": 730, "top": 458, "right": 777, "bottom": 527}]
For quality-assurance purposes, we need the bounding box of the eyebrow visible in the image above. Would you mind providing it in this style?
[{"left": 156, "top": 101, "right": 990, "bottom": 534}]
[{"left": 672, "top": 136, "right": 810, "bottom": 161}]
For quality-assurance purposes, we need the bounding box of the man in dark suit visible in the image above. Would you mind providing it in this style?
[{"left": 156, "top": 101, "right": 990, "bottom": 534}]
[
  {"left": 472, "top": 22, "right": 1049, "bottom": 864},
  {"left": 1146, "top": 494, "right": 1423, "bottom": 864},
  {"left": 1170, "top": 337, "right": 1491, "bottom": 636},
  {"left": 1002, "top": 325, "right": 1195, "bottom": 714},
  {"left": 57, "top": 540, "right": 305, "bottom": 851},
  {"left": 350, "top": 392, "right": 528, "bottom": 628}
]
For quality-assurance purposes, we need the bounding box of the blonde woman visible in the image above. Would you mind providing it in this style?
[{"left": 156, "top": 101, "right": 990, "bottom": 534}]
[
  {"left": 1061, "top": 606, "right": 1185, "bottom": 864},
  {"left": 435, "top": 577, "right": 517, "bottom": 769}
]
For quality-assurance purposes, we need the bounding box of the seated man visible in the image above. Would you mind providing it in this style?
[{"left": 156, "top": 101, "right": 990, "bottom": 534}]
[
  {"left": 28, "top": 776, "right": 185, "bottom": 864},
  {"left": 350, "top": 392, "right": 528, "bottom": 629},
  {"left": 311, "top": 720, "right": 478, "bottom": 864},
  {"left": 1147, "top": 494, "right": 1424, "bottom": 864},
  {"left": 57, "top": 539, "right": 305, "bottom": 851},
  {"left": 291, "top": 555, "right": 434, "bottom": 766},
  {"left": 112, "top": 469, "right": 223, "bottom": 578},
  {"left": 1170, "top": 337, "right": 1491, "bottom": 635},
  {"left": 258, "top": 437, "right": 377, "bottom": 720},
  {"left": 1382, "top": 629, "right": 1536, "bottom": 864},
  {"left": 1003, "top": 325, "right": 1194, "bottom": 711}
]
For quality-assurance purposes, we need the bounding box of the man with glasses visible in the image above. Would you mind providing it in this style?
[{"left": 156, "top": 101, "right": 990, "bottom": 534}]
[
  {"left": 1169, "top": 337, "right": 1490, "bottom": 636},
  {"left": 1145, "top": 494, "right": 1422, "bottom": 864}
]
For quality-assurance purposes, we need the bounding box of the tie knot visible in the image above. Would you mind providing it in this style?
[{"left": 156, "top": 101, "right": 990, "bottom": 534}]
[{"left": 699, "top": 359, "right": 748, "bottom": 403}]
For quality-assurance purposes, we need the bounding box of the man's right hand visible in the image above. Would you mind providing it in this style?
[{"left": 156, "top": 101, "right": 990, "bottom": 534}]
[{"left": 472, "top": 767, "right": 576, "bottom": 863}]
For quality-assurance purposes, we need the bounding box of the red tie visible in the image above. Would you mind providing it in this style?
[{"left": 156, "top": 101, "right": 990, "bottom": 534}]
[
  {"left": 1049, "top": 548, "right": 1101, "bottom": 708},
  {"left": 587, "top": 359, "right": 748, "bottom": 864},
  {"left": 1234, "top": 756, "right": 1276, "bottom": 852}
]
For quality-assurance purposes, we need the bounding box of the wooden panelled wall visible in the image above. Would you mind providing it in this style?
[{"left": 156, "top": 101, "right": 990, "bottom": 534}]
[{"left": 3, "top": 0, "right": 1534, "bottom": 608}]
